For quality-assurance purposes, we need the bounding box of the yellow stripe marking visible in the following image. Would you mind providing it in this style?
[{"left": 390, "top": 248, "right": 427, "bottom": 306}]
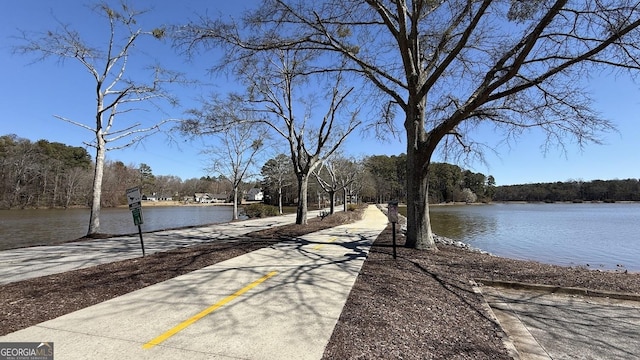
[
  {"left": 143, "top": 271, "right": 278, "bottom": 349},
  {"left": 313, "top": 237, "right": 338, "bottom": 250}
]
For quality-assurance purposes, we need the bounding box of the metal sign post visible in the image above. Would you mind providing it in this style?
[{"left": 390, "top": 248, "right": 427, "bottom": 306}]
[
  {"left": 126, "top": 187, "right": 145, "bottom": 257},
  {"left": 388, "top": 201, "right": 398, "bottom": 259}
]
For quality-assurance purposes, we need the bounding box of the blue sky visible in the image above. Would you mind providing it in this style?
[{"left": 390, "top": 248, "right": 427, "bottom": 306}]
[{"left": 1, "top": 1, "right": 638, "bottom": 186}]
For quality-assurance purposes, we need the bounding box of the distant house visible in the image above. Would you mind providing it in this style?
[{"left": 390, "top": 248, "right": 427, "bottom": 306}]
[
  {"left": 245, "top": 188, "right": 264, "bottom": 202},
  {"left": 144, "top": 192, "right": 173, "bottom": 201},
  {"left": 211, "top": 193, "right": 229, "bottom": 203},
  {"left": 194, "top": 193, "right": 229, "bottom": 203},
  {"left": 194, "top": 193, "right": 212, "bottom": 203}
]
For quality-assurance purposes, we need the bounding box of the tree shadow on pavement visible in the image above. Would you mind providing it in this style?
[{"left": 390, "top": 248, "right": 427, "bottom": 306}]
[{"left": 484, "top": 287, "right": 640, "bottom": 359}]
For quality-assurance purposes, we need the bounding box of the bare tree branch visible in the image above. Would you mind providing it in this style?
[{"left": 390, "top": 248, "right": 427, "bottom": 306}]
[
  {"left": 176, "top": 0, "right": 640, "bottom": 248},
  {"left": 14, "top": 1, "right": 185, "bottom": 236}
]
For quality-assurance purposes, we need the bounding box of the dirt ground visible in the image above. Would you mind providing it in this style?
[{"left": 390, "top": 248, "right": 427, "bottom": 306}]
[{"left": 2, "top": 207, "right": 639, "bottom": 359}]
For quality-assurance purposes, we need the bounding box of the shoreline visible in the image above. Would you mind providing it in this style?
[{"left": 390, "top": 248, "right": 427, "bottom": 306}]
[
  {"left": 378, "top": 204, "right": 638, "bottom": 275},
  {"left": 0, "top": 201, "right": 242, "bottom": 211},
  {"left": 4, "top": 199, "right": 639, "bottom": 211},
  {"left": 3, "top": 203, "right": 637, "bottom": 273},
  {"left": 1, "top": 201, "right": 297, "bottom": 215},
  {"left": 427, "top": 200, "right": 640, "bottom": 206},
  {"left": 135, "top": 200, "right": 236, "bottom": 207}
]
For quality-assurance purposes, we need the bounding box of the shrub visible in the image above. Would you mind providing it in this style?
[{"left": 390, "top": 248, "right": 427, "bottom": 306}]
[
  {"left": 243, "top": 203, "right": 280, "bottom": 218},
  {"left": 347, "top": 204, "right": 358, "bottom": 212}
]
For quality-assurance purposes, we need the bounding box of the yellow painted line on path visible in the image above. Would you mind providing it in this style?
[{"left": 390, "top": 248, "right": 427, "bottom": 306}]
[
  {"left": 313, "top": 237, "right": 338, "bottom": 250},
  {"left": 143, "top": 270, "right": 278, "bottom": 349}
]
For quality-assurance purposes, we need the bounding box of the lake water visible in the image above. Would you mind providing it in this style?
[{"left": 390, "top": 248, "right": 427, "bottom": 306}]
[
  {"left": 2, "top": 203, "right": 639, "bottom": 272},
  {"left": 0, "top": 205, "right": 235, "bottom": 250},
  {"left": 429, "top": 203, "right": 640, "bottom": 272}
]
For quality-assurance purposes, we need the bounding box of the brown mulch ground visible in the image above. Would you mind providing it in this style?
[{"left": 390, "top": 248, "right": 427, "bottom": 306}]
[
  {"left": 322, "top": 226, "right": 640, "bottom": 359},
  {"left": 3, "top": 207, "right": 640, "bottom": 359}
]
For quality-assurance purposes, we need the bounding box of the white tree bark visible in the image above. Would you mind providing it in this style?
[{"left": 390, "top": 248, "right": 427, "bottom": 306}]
[{"left": 15, "top": 3, "right": 183, "bottom": 236}]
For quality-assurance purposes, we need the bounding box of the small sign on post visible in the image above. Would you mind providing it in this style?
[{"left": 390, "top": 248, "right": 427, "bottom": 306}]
[
  {"left": 388, "top": 201, "right": 398, "bottom": 223},
  {"left": 131, "top": 207, "right": 143, "bottom": 226},
  {"left": 126, "top": 186, "right": 145, "bottom": 257},
  {"left": 388, "top": 201, "right": 398, "bottom": 259}
]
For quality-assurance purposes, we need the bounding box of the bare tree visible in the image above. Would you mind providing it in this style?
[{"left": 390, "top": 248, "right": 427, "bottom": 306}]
[
  {"left": 5, "top": 139, "right": 39, "bottom": 209},
  {"left": 261, "top": 154, "right": 294, "bottom": 214},
  {"left": 179, "top": 0, "right": 640, "bottom": 248},
  {"left": 182, "top": 49, "right": 361, "bottom": 224},
  {"left": 204, "top": 121, "right": 265, "bottom": 220},
  {"left": 14, "top": 1, "right": 184, "bottom": 236},
  {"left": 335, "top": 157, "right": 362, "bottom": 212},
  {"left": 312, "top": 160, "right": 341, "bottom": 214},
  {"left": 61, "top": 167, "right": 91, "bottom": 209},
  {"left": 101, "top": 160, "right": 139, "bottom": 207},
  {"left": 313, "top": 155, "right": 361, "bottom": 213},
  {"left": 153, "top": 175, "right": 183, "bottom": 201}
]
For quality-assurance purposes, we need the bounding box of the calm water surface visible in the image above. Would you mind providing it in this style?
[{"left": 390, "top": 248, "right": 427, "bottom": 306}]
[
  {"left": 430, "top": 203, "right": 640, "bottom": 272},
  {"left": 2, "top": 203, "right": 639, "bottom": 271},
  {"left": 0, "top": 205, "right": 235, "bottom": 250}
]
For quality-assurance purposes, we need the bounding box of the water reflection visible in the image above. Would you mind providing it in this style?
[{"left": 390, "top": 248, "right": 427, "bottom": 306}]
[
  {"left": 430, "top": 205, "right": 498, "bottom": 242},
  {"left": 0, "top": 205, "right": 235, "bottom": 250},
  {"left": 3, "top": 203, "right": 639, "bottom": 271},
  {"left": 430, "top": 203, "right": 640, "bottom": 272}
]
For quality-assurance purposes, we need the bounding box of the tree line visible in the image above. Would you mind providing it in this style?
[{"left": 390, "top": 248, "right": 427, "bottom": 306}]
[
  {"left": 2, "top": 134, "right": 496, "bottom": 210},
  {"left": 0, "top": 134, "right": 236, "bottom": 209},
  {"left": 4, "top": 133, "right": 638, "bottom": 212},
  {"left": 1, "top": 134, "right": 92, "bottom": 209},
  {"left": 359, "top": 155, "right": 496, "bottom": 204},
  {"left": 259, "top": 153, "right": 497, "bottom": 209},
  {"left": 494, "top": 179, "right": 640, "bottom": 203}
]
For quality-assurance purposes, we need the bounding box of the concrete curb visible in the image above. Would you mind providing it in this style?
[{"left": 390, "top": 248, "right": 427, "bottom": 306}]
[
  {"left": 469, "top": 280, "right": 521, "bottom": 360},
  {"left": 477, "top": 279, "right": 640, "bottom": 359},
  {"left": 475, "top": 278, "right": 640, "bottom": 302}
]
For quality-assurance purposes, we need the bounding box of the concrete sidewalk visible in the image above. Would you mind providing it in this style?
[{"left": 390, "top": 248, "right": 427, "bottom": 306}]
[
  {"left": 480, "top": 285, "right": 640, "bottom": 360},
  {"left": 0, "top": 205, "right": 389, "bottom": 359},
  {"left": 0, "top": 210, "right": 314, "bottom": 285}
]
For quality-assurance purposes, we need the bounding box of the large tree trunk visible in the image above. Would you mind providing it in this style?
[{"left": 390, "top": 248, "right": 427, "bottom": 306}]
[
  {"left": 405, "top": 156, "right": 436, "bottom": 250},
  {"left": 295, "top": 174, "right": 309, "bottom": 224},
  {"left": 328, "top": 190, "right": 335, "bottom": 214},
  {"left": 87, "top": 135, "right": 106, "bottom": 236},
  {"left": 404, "top": 98, "right": 437, "bottom": 250}
]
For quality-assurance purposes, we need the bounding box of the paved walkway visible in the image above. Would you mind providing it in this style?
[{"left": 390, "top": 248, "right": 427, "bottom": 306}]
[
  {"left": 5, "top": 206, "right": 639, "bottom": 359},
  {"left": 480, "top": 285, "right": 640, "bottom": 360},
  {"left": 0, "top": 211, "right": 308, "bottom": 285},
  {"left": 0, "top": 206, "right": 389, "bottom": 359}
]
